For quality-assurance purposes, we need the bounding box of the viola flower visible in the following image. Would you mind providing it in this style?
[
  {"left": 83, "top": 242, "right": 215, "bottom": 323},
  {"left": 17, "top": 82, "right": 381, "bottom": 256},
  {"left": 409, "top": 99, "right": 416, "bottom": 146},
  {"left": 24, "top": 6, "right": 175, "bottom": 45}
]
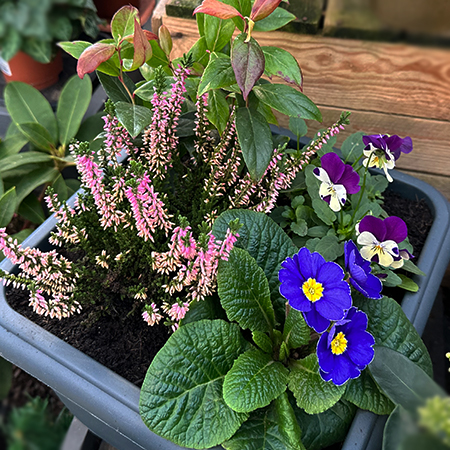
[
  {"left": 313, "top": 152, "right": 360, "bottom": 212},
  {"left": 362, "top": 134, "right": 413, "bottom": 182},
  {"left": 317, "top": 307, "right": 375, "bottom": 386},
  {"left": 344, "top": 240, "right": 383, "bottom": 299},
  {"left": 279, "top": 247, "right": 352, "bottom": 333},
  {"left": 356, "top": 215, "right": 408, "bottom": 268}
]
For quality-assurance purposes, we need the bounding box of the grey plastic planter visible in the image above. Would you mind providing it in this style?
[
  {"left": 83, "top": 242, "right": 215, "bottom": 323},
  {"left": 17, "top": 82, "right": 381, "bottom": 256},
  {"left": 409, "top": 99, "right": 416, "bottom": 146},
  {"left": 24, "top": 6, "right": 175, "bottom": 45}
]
[{"left": 0, "top": 144, "right": 449, "bottom": 450}]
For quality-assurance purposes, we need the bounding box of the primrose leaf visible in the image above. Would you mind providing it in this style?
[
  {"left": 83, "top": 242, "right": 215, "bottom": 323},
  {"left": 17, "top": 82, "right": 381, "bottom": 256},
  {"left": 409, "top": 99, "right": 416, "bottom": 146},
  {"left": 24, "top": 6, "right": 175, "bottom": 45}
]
[
  {"left": 223, "top": 349, "right": 289, "bottom": 413},
  {"left": 253, "top": 84, "right": 322, "bottom": 121},
  {"left": 212, "top": 209, "right": 297, "bottom": 302},
  {"left": 235, "top": 107, "right": 273, "bottom": 180},
  {"left": 288, "top": 353, "right": 345, "bottom": 414},
  {"left": 198, "top": 55, "right": 236, "bottom": 96},
  {"left": 262, "top": 46, "right": 302, "bottom": 88},
  {"left": 370, "top": 346, "right": 446, "bottom": 412},
  {"left": 293, "top": 399, "right": 357, "bottom": 450},
  {"left": 231, "top": 34, "right": 265, "bottom": 100},
  {"left": 283, "top": 307, "right": 310, "bottom": 349},
  {"left": 114, "top": 102, "right": 153, "bottom": 137},
  {"left": 140, "top": 320, "right": 250, "bottom": 449},
  {"left": 218, "top": 247, "right": 275, "bottom": 332},
  {"left": 252, "top": 331, "right": 273, "bottom": 354},
  {"left": 223, "top": 393, "right": 305, "bottom": 450}
]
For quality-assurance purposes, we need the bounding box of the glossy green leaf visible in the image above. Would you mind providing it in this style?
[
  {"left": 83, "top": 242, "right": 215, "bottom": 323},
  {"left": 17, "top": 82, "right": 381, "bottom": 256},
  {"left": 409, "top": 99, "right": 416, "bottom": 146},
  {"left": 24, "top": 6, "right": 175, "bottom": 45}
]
[
  {"left": 140, "top": 320, "right": 250, "bottom": 449},
  {"left": 17, "top": 194, "right": 46, "bottom": 225},
  {"left": 212, "top": 209, "right": 297, "bottom": 301},
  {"left": 97, "top": 71, "right": 136, "bottom": 104},
  {"left": 204, "top": 15, "right": 235, "bottom": 52},
  {"left": 57, "top": 74, "right": 92, "bottom": 146},
  {"left": 145, "top": 40, "right": 170, "bottom": 68},
  {"left": 235, "top": 107, "right": 273, "bottom": 180},
  {"left": 206, "top": 89, "right": 230, "bottom": 135},
  {"left": 288, "top": 353, "right": 345, "bottom": 414},
  {"left": 0, "top": 134, "right": 28, "bottom": 158},
  {"left": 114, "top": 102, "right": 153, "bottom": 138},
  {"left": 0, "top": 152, "right": 54, "bottom": 175},
  {"left": 253, "top": 84, "right": 322, "bottom": 121},
  {"left": 52, "top": 174, "right": 69, "bottom": 202},
  {"left": 65, "top": 179, "right": 81, "bottom": 199},
  {"left": 188, "top": 36, "right": 209, "bottom": 67},
  {"left": 397, "top": 274, "right": 419, "bottom": 292},
  {"left": 289, "top": 117, "right": 307, "bottom": 138},
  {"left": 274, "top": 392, "right": 305, "bottom": 450},
  {"left": 370, "top": 346, "right": 445, "bottom": 412},
  {"left": 283, "top": 307, "right": 310, "bottom": 349},
  {"left": 253, "top": 7, "right": 296, "bottom": 31},
  {"left": 0, "top": 187, "right": 17, "bottom": 227},
  {"left": 0, "top": 27, "right": 21, "bottom": 61},
  {"left": 383, "top": 405, "right": 417, "bottom": 450},
  {"left": 15, "top": 167, "right": 59, "bottom": 205},
  {"left": 16, "top": 123, "right": 56, "bottom": 152},
  {"left": 111, "top": 5, "right": 139, "bottom": 43},
  {"left": 4, "top": 82, "right": 58, "bottom": 142},
  {"left": 223, "top": 349, "right": 289, "bottom": 413},
  {"left": 24, "top": 39, "right": 52, "bottom": 63},
  {"left": 218, "top": 247, "right": 275, "bottom": 332},
  {"left": 198, "top": 55, "right": 236, "bottom": 96},
  {"left": 262, "top": 47, "right": 302, "bottom": 88},
  {"left": 293, "top": 399, "right": 357, "bottom": 450},
  {"left": 231, "top": 34, "right": 265, "bottom": 100}
]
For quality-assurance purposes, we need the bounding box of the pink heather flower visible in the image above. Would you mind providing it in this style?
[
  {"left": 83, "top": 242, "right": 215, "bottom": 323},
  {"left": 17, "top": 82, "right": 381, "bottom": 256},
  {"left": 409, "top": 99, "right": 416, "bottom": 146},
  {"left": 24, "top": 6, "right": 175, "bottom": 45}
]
[
  {"left": 142, "top": 303, "right": 163, "bottom": 326},
  {"left": 168, "top": 301, "right": 190, "bottom": 321}
]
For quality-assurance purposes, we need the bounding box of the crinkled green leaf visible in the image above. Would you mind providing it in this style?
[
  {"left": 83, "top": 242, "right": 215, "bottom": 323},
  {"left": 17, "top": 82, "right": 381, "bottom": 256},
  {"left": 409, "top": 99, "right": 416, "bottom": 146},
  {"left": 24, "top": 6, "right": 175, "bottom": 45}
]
[
  {"left": 140, "top": 320, "right": 250, "bottom": 449},
  {"left": 293, "top": 398, "right": 356, "bottom": 450},
  {"left": 288, "top": 353, "right": 345, "bottom": 414},
  {"left": 253, "top": 84, "right": 322, "bottom": 121},
  {"left": 370, "top": 346, "right": 445, "bottom": 412},
  {"left": 252, "top": 331, "right": 273, "bottom": 354},
  {"left": 274, "top": 392, "right": 306, "bottom": 450},
  {"left": 115, "top": 102, "right": 153, "bottom": 137},
  {"left": 212, "top": 209, "right": 297, "bottom": 301},
  {"left": 283, "top": 307, "right": 310, "bottom": 349},
  {"left": 235, "top": 107, "right": 273, "bottom": 180},
  {"left": 218, "top": 247, "right": 275, "bottom": 332},
  {"left": 223, "top": 349, "right": 289, "bottom": 413}
]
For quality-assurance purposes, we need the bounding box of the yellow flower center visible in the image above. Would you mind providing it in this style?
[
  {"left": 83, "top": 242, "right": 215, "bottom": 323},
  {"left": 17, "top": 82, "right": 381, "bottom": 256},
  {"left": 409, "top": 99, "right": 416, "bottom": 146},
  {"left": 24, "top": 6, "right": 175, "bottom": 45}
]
[
  {"left": 331, "top": 332, "right": 348, "bottom": 355},
  {"left": 302, "top": 278, "right": 324, "bottom": 302}
]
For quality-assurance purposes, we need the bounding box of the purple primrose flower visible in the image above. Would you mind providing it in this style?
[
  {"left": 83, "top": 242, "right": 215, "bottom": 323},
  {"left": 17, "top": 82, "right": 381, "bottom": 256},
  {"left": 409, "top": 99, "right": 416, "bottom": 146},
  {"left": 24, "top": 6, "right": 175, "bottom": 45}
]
[
  {"left": 317, "top": 307, "right": 375, "bottom": 386},
  {"left": 313, "top": 152, "right": 360, "bottom": 212},
  {"left": 344, "top": 240, "right": 383, "bottom": 299},
  {"left": 362, "top": 134, "right": 413, "bottom": 182},
  {"left": 356, "top": 215, "right": 409, "bottom": 269},
  {"left": 279, "top": 247, "right": 352, "bottom": 333}
]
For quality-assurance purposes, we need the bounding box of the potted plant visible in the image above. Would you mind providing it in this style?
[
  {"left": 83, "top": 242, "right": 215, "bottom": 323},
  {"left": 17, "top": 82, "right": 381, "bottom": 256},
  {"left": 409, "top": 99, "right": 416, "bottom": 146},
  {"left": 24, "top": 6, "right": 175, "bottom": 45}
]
[
  {"left": 0, "top": 2, "right": 449, "bottom": 450},
  {"left": 0, "top": 0, "right": 101, "bottom": 89}
]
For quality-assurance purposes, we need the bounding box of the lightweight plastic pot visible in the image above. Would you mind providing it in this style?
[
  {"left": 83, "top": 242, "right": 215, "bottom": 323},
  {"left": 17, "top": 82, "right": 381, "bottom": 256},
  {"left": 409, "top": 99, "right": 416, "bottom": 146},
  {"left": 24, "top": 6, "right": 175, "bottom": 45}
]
[{"left": 0, "top": 146, "right": 449, "bottom": 450}]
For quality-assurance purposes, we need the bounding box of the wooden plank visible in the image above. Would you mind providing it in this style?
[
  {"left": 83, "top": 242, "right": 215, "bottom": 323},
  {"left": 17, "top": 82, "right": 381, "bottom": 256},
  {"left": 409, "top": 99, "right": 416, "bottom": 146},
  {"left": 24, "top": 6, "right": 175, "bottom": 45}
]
[{"left": 161, "top": 15, "right": 450, "bottom": 123}]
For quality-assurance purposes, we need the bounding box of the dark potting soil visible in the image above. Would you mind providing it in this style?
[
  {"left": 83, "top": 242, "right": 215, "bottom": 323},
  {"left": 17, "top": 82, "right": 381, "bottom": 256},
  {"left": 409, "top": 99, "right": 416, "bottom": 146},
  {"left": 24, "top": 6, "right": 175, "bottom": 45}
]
[{"left": 5, "top": 191, "right": 433, "bottom": 388}]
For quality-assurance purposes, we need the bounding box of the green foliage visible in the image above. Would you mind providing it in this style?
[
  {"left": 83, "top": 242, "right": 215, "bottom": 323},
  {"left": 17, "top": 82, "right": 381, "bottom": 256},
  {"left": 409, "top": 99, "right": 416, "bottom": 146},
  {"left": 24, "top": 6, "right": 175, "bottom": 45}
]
[{"left": 0, "top": 0, "right": 101, "bottom": 62}]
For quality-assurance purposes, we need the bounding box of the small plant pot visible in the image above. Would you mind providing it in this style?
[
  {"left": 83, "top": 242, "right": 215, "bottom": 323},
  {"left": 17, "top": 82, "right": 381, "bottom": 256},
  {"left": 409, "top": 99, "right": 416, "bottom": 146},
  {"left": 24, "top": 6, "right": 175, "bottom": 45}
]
[
  {"left": 2, "top": 51, "right": 63, "bottom": 91},
  {"left": 0, "top": 134, "right": 449, "bottom": 449}
]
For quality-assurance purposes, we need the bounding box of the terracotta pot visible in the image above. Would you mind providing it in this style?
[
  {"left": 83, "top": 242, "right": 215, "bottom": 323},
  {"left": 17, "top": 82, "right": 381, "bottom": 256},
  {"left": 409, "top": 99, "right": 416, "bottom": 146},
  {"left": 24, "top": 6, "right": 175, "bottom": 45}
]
[{"left": 2, "top": 51, "right": 63, "bottom": 90}]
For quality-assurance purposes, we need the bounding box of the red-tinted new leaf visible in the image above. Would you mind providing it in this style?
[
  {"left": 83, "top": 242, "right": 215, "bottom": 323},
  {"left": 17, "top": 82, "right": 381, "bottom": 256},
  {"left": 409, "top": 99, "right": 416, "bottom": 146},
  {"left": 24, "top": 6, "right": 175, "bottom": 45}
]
[
  {"left": 77, "top": 42, "right": 116, "bottom": 78},
  {"left": 231, "top": 33, "right": 265, "bottom": 100},
  {"left": 250, "top": 0, "right": 282, "bottom": 22},
  {"left": 111, "top": 5, "right": 139, "bottom": 43},
  {"left": 131, "top": 18, "right": 152, "bottom": 68},
  {"left": 123, "top": 30, "right": 158, "bottom": 44},
  {"left": 158, "top": 25, "right": 173, "bottom": 56},
  {"left": 193, "top": 0, "right": 244, "bottom": 20}
]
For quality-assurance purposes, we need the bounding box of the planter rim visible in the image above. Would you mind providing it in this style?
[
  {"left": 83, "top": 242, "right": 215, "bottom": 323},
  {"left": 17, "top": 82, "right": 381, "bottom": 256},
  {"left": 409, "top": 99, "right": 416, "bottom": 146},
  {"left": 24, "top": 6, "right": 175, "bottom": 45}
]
[{"left": 0, "top": 139, "right": 450, "bottom": 449}]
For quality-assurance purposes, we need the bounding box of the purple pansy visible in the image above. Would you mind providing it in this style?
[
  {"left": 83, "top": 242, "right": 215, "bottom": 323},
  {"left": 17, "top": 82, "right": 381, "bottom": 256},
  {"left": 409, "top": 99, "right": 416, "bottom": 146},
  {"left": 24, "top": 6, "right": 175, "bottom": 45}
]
[
  {"left": 356, "top": 215, "right": 409, "bottom": 269},
  {"left": 313, "top": 152, "right": 360, "bottom": 212},
  {"left": 362, "top": 134, "right": 413, "bottom": 182},
  {"left": 317, "top": 307, "right": 375, "bottom": 386},
  {"left": 344, "top": 240, "right": 383, "bottom": 299},
  {"left": 279, "top": 247, "right": 352, "bottom": 333}
]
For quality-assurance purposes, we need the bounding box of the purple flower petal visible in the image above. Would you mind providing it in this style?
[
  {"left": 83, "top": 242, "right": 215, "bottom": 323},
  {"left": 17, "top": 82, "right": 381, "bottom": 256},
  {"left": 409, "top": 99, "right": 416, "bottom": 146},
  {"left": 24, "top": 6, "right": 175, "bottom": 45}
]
[
  {"left": 358, "top": 216, "right": 386, "bottom": 242},
  {"left": 321, "top": 152, "right": 345, "bottom": 184},
  {"left": 339, "top": 164, "right": 361, "bottom": 194},
  {"left": 384, "top": 216, "right": 408, "bottom": 244}
]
